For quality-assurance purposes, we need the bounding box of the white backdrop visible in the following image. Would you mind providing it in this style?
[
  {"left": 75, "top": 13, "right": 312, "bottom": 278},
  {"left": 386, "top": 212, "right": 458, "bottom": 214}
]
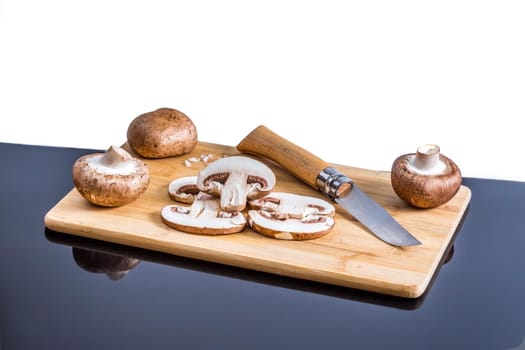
[{"left": 1, "top": 1, "right": 524, "bottom": 181}]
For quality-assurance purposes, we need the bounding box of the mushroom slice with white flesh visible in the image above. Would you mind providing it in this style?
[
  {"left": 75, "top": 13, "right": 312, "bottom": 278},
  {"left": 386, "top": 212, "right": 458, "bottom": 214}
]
[
  {"left": 247, "top": 192, "right": 336, "bottom": 241},
  {"left": 161, "top": 192, "right": 247, "bottom": 235},
  {"left": 72, "top": 145, "right": 150, "bottom": 207},
  {"left": 168, "top": 176, "right": 199, "bottom": 203},
  {"left": 197, "top": 156, "right": 276, "bottom": 212},
  {"left": 249, "top": 192, "right": 336, "bottom": 219}
]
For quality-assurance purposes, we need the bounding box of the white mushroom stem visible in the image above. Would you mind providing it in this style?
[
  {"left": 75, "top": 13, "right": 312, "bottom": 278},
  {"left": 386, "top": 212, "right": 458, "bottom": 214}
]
[
  {"left": 100, "top": 145, "right": 132, "bottom": 165},
  {"left": 197, "top": 156, "right": 276, "bottom": 212},
  {"left": 222, "top": 172, "right": 248, "bottom": 211},
  {"left": 406, "top": 144, "right": 447, "bottom": 176},
  {"left": 88, "top": 146, "right": 140, "bottom": 175}
]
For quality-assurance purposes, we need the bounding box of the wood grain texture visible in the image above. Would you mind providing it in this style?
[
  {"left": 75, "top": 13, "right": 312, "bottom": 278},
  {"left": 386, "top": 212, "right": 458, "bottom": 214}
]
[
  {"left": 237, "top": 125, "right": 328, "bottom": 189},
  {"left": 44, "top": 141, "right": 471, "bottom": 298}
]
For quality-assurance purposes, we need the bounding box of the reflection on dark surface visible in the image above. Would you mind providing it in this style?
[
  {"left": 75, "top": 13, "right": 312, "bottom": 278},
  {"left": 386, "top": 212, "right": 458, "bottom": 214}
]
[
  {"left": 72, "top": 247, "right": 140, "bottom": 280},
  {"left": 8, "top": 142, "right": 525, "bottom": 350},
  {"left": 443, "top": 244, "right": 454, "bottom": 265},
  {"left": 45, "top": 221, "right": 461, "bottom": 311}
]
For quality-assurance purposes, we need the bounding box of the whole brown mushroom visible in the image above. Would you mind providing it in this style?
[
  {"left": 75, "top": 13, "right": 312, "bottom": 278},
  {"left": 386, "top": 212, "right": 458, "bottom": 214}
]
[
  {"left": 127, "top": 107, "right": 198, "bottom": 158},
  {"left": 72, "top": 145, "right": 150, "bottom": 207},
  {"left": 391, "top": 144, "right": 462, "bottom": 209}
]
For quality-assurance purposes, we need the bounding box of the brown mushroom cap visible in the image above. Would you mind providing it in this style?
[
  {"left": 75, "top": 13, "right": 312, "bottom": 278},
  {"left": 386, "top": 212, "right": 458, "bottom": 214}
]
[
  {"left": 127, "top": 107, "right": 198, "bottom": 159},
  {"left": 72, "top": 145, "right": 150, "bottom": 207},
  {"left": 391, "top": 144, "right": 462, "bottom": 209}
]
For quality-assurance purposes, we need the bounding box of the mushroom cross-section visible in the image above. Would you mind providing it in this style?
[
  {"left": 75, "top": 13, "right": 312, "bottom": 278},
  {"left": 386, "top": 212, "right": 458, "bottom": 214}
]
[
  {"left": 168, "top": 176, "right": 199, "bottom": 203},
  {"left": 249, "top": 192, "right": 336, "bottom": 219},
  {"left": 161, "top": 192, "right": 247, "bottom": 235},
  {"left": 247, "top": 192, "right": 335, "bottom": 240},
  {"left": 72, "top": 145, "right": 150, "bottom": 207},
  {"left": 197, "top": 156, "right": 276, "bottom": 212}
]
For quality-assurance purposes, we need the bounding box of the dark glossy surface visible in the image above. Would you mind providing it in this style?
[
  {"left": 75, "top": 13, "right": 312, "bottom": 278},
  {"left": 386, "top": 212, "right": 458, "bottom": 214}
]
[{"left": 2, "top": 142, "right": 525, "bottom": 350}]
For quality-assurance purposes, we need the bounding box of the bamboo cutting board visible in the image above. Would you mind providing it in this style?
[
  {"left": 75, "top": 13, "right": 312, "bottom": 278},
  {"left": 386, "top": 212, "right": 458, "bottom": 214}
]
[{"left": 45, "top": 141, "right": 471, "bottom": 298}]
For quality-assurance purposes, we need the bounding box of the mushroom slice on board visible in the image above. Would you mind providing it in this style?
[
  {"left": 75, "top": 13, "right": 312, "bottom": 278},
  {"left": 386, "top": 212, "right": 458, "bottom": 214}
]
[
  {"left": 161, "top": 192, "right": 247, "bottom": 235},
  {"left": 247, "top": 192, "right": 335, "bottom": 241},
  {"left": 249, "top": 192, "right": 336, "bottom": 220},
  {"left": 72, "top": 145, "right": 150, "bottom": 207},
  {"left": 168, "top": 176, "right": 199, "bottom": 203},
  {"left": 197, "top": 156, "right": 276, "bottom": 212}
]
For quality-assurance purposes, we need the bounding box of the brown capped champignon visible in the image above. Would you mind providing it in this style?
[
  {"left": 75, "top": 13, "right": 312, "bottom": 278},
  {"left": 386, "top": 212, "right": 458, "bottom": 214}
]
[
  {"left": 72, "top": 247, "right": 140, "bottom": 281},
  {"left": 391, "top": 144, "right": 462, "bottom": 209},
  {"left": 168, "top": 176, "right": 199, "bottom": 203},
  {"left": 161, "top": 192, "right": 246, "bottom": 235},
  {"left": 197, "top": 156, "right": 276, "bottom": 212},
  {"left": 247, "top": 192, "right": 335, "bottom": 240},
  {"left": 127, "top": 107, "right": 198, "bottom": 158},
  {"left": 72, "top": 145, "right": 150, "bottom": 207}
]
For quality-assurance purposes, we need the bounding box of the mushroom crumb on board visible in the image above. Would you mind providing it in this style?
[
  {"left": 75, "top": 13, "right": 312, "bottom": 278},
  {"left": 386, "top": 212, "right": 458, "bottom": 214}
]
[{"left": 183, "top": 153, "right": 217, "bottom": 168}]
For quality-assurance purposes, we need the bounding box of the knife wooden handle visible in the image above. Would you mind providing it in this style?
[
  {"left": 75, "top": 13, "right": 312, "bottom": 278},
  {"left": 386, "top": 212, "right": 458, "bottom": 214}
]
[{"left": 236, "top": 125, "right": 329, "bottom": 190}]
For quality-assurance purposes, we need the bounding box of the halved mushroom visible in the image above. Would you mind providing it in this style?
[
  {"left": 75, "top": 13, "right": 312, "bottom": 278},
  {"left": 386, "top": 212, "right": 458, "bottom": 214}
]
[
  {"left": 168, "top": 176, "right": 199, "bottom": 203},
  {"left": 72, "top": 145, "right": 150, "bottom": 207},
  {"left": 247, "top": 192, "right": 335, "bottom": 240},
  {"left": 197, "top": 156, "right": 276, "bottom": 212},
  {"left": 161, "top": 192, "right": 247, "bottom": 235}
]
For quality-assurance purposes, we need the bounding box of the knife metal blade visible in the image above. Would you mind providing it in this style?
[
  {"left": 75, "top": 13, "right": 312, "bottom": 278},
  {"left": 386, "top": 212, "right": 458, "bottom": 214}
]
[
  {"left": 335, "top": 184, "right": 421, "bottom": 246},
  {"left": 237, "top": 125, "right": 421, "bottom": 247}
]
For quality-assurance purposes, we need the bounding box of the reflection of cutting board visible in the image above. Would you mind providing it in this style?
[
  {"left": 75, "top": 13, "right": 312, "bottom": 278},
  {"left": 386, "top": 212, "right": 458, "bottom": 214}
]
[{"left": 45, "top": 141, "right": 471, "bottom": 298}]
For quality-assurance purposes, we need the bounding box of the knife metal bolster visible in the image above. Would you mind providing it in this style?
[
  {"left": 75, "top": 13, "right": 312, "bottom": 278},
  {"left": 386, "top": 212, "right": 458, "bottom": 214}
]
[{"left": 316, "top": 167, "right": 353, "bottom": 199}]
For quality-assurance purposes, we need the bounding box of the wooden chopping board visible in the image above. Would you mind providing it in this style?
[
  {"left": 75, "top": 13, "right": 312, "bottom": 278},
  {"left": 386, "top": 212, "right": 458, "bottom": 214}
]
[{"left": 44, "top": 141, "right": 471, "bottom": 298}]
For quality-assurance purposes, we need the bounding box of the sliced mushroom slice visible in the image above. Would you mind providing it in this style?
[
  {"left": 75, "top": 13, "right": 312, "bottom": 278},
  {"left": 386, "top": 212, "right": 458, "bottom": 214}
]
[
  {"left": 72, "top": 145, "right": 150, "bottom": 207},
  {"left": 247, "top": 192, "right": 336, "bottom": 240},
  {"left": 161, "top": 192, "right": 247, "bottom": 235},
  {"left": 249, "top": 192, "right": 335, "bottom": 219},
  {"left": 197, "top": 156, "right": 276, "bottom": 212},
  {"left": 248, "top": 210, "right": 335, "bottom": 241},
  {"left": 168, "top": 176, "right": 199, "bottom": 203}
]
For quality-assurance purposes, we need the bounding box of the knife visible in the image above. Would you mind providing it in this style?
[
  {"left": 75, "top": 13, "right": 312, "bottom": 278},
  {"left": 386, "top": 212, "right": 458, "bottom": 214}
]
[{"left": 236, "top": 125, "right": 421, "bottom": 247}]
